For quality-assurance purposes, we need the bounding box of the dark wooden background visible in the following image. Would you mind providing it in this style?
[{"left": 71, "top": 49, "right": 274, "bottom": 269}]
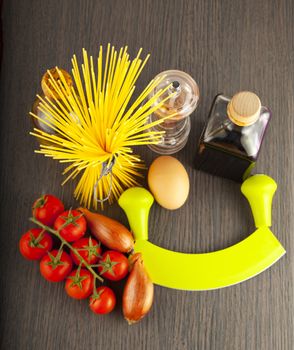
[{"left": 0, "top": 1, "right": 293, "bottom": 349}]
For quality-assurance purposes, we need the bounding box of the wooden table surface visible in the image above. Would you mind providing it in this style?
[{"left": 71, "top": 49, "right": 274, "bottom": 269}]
[{"left": 0, "top": 1, "right": 293, "bottom": 349}]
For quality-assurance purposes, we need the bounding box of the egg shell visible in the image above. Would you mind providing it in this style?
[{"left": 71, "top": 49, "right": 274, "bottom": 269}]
[{"left": 148, "top": 156, "right": 190, "bottom": 210}]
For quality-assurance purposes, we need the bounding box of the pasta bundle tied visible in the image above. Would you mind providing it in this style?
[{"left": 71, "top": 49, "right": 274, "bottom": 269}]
[{"left": 30, "top": 45, "right": 174, "bottom": 209}]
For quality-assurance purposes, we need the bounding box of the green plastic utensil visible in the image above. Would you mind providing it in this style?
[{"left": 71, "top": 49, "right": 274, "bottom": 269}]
[{"left": 118, "top": 175, "right": 285, "bottom": 290}]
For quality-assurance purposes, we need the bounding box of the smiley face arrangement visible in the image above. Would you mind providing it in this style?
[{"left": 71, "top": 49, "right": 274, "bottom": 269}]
[{"left": 25, "top": 46, "right": 286, "bottom": 325}]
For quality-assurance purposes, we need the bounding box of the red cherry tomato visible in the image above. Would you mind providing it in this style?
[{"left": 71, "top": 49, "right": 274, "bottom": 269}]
[
  {"left": 40, "top": 249, "right": 73, "bottom": 282},
  {"left": 98, "top": 251, "right": 129, "bottom": 281},
  {"left": 54, "top": 210, "right": 86, "bottom": 242},
  {"left": 32, "top": 194, "right": 64, "bottom": 226},
  {"left": 19, "top": 228, "right": 53, "bottom": 260},
  {"left": 70, "top": 237, "right": 101, "bottom": 266},
  {"left": 65, "top": 268, "right": 94, "bottom": 299},
  {"left": 89, "top": 286, "right": 116, "bottom": 315}
]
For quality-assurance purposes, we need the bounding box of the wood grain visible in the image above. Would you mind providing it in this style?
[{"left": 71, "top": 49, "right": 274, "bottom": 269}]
[{"left": 0, "top": 0, "right": 293, "bottom": 349}]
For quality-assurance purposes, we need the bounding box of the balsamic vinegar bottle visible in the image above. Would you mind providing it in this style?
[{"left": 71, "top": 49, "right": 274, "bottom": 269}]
[{"left": 195, "top": 91, "right": 271, "bottom": 182}]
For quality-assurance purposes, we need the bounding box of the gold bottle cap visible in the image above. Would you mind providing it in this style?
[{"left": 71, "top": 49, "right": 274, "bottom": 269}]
[
  {"left": 227, "top": 91, "right": 261, "bottom": 126},
  {"left": 41, "top": 68, "right": 73, "bottom": 99}
]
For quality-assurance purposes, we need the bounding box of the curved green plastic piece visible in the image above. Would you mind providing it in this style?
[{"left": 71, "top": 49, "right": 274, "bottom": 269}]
[
  {"left": 133, "top": 228, "right": 285, "bottom": 290},
  {"left": 241, "top": 174, "right": 277, "bottom": 228},
  {"left": 118, "top": 175, "right": 285, "bottom": 290}
]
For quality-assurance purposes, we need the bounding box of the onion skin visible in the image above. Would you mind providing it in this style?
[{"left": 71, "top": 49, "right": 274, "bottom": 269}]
[
  {"left": 78, "top": 208, "right": 134, "bottom": 253},
  {"left": 123, "top": 253, "right": 154, "bottom": 324}
]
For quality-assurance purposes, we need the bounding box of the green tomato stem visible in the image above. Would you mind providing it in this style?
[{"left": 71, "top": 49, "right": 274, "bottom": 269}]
[
  {"left": 30, "top": 217, "right": 104, "bottom": 283},
  {"left": 34, "top": 229, "right": 45, "bottom": 245}
]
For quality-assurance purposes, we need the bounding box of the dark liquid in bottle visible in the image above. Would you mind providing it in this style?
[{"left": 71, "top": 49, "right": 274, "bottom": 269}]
[
  {"left": 195, "top": 94, "right": 271, "bottom": 182},
  {"left": 195, "top": 141, "right": 255, "bottom": 182}
]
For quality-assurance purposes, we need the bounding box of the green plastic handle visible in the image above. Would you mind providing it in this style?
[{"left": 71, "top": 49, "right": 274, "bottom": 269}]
[
  {"left": 241, "top": 174, "right": 277, "bottom": 228},
  {"left": 118, "top": 175, "right": 285, "bottom": 290},
  {"left": 118, "top": 187, "right": 153, "bottom": 240}
]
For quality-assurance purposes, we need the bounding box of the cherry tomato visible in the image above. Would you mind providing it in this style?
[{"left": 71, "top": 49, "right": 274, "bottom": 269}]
[
  {"left": 89, "top": 286, "right": 116, "bottom": 315},
  {"left": 32, "top": 194, "right": 64, "bottom": 226},
  {"left": 70, "top": 237, "right": 101, "bottom": 266},
  {"left": 19, "top": 228, "right": 53, "bottom": 260},
  {"left": 54, "top": 210, "right": 86, "bottom": 242},
  {"left": 98, "top": 251, "right": 129, "bottom": 281},
  {"left": 65, "top": 268, "right": 94, "bottom": 299},
  {"left": 40, "top": 249, "right": 73, "bottom": 282}
]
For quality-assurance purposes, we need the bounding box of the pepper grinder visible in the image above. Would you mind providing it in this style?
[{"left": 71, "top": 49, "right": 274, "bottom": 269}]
[{"left": 147, "top": 70, "right": 200, "bottom": 154}]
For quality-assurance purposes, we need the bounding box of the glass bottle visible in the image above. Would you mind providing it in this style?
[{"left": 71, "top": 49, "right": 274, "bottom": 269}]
[
  {"left": 195, "top": 91, "right": 271, "bottom": 182},
  {"left": 147, "top": 70, "right": 200, "bottom": 154},
  {"left": 31, "top": 68, "right": 73, "bottom": 135}
]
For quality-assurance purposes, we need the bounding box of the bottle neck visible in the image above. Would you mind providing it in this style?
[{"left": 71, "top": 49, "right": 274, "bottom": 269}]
[
  {"left": 227, "top": 101, "right": 260, "bottom": 127},
  {"left": 227, "top": 92, "right": 261, "bottom": 126}
]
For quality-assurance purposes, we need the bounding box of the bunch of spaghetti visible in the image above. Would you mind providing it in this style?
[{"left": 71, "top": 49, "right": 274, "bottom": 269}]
[{"left": 30, "top": 45, "right": 174, "bottom": 209}]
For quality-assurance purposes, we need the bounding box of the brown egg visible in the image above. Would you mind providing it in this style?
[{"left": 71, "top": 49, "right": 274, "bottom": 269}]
[{"left": 148, "top": 156, "right": 190, "bottom": 210}]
